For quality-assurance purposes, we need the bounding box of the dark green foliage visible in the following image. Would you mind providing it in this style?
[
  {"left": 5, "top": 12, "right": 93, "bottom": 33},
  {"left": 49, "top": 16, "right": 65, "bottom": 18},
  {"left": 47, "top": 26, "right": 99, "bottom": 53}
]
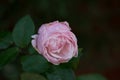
[
  {"left": 12, "top": 15, "right": 35, "bottom": 48},
  {"left": 21, "top": 55, "right": 50, "bottom": 73},
  {"left": 0, "top": 47, "right": 19, "bottom": 69},
  {"left": 46, "top": 67, "right": 75, "bottom": 80},
  {"left": 0, "top": 32, "right": 13, "bottom": 50},
  {"left": 21, "top": 72, "right": 47, "bottom": 80},
  {"left": 77, "top": 74, "right": 107, "bottom": 80}
]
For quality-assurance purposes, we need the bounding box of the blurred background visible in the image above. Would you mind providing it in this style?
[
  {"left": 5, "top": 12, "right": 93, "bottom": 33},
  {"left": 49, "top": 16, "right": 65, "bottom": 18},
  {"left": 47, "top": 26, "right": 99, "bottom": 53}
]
[{"left": 0, "top": 0, "right": 120, "bottom": 80}]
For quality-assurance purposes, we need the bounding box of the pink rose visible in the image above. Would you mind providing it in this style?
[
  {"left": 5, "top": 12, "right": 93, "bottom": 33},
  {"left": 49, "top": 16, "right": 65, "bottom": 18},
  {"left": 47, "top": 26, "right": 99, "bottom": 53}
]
[{"left": 31, "top": 21, "right": 78, "bottom": 65}]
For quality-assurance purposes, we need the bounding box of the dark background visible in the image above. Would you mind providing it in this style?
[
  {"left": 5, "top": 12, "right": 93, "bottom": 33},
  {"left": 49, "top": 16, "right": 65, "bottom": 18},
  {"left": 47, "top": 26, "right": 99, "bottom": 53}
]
[{"left": 0, "top": 0, "right": 120, "bottom": 80}]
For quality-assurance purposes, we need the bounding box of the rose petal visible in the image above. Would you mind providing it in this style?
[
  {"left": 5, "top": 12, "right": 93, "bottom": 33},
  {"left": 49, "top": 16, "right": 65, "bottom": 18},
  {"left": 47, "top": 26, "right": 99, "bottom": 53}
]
[
  {"left": 31, "top": 40, "right": 36, "bottom": 48},
  {"left": 44, "top": 53, "right": 60, "bottom": 65},
  {"left": 61, "top": 21, "right": 71, "bottom": 30},
  {"left": 31, "top": 34, "right": 38, "bottom": 38},
  {"left": 31, "top": 34, "right": 38, "bottom": 48}
]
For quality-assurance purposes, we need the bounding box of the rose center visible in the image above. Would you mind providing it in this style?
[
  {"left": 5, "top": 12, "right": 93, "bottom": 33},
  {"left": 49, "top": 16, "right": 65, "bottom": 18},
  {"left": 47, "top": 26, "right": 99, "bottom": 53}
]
[{"left": 47, "top": 36, "right": 65, "bottom": 54}]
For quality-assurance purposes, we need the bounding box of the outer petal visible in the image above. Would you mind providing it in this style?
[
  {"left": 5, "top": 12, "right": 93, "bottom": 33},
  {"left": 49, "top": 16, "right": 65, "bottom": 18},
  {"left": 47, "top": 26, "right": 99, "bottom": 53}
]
[
  {"left": 38, "top": 21, "right": 71, "bottom": 35},
  {"left": 44, "top": 53, "right": 60, "bottom": 65},
  {"left": 60, "top": 21, "right": 71, "bottom": 30},
  {"left": 63, "top": 32, "right": 78, "bottom": 57},
  {"left": 31, "top": 39, "right": 36, "bottom": 49},
  {"left": 31, "top": 34, "right": 38, "bottom": 48},
  {"left": 31, "top": 34, "right": 41, "bottom": 53},
  {"left": 69, "top": 32, "right": 78, "bottom": 57}
]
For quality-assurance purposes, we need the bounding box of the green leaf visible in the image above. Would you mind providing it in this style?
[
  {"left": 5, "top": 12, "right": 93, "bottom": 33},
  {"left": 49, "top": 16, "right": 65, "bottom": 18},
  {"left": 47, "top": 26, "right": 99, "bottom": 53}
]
[
  {"left": 0, "top": 47, "right": 19, "bottom": 69},
  {"left": 70, "top": 48, "right": 83, "bottom": 69},
  {"left": 76, "top": 74, "right": 107, "bottom": 80},
  {"left": 28, "top": 45, "right": 38, "bottom": 55},
  {"left": 21, "top": 55, "right": 50, "bottom": 73},
  {"left": 0, "top": 32, "right": 13, "bottom": 50},
  {"left": 21, "top": 72, "right": 47, "bottom": 80},
  {"left": 12, "top": 15, "right": 35, "bottom": 48},
  {"left": 46, "top": 67, "right": 75, "bottom": 80}
]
